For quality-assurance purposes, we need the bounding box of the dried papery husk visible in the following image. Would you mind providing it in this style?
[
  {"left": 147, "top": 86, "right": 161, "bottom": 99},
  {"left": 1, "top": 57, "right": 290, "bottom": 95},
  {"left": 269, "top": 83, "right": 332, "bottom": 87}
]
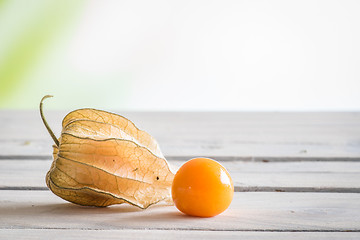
[{"left": 40, "top": 95, "right": 174, "bottom": 208}]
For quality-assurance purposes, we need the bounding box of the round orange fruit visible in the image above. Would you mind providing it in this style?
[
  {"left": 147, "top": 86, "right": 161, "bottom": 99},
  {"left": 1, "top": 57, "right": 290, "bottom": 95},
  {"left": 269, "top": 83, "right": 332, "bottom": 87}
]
[{"left": 171, "top": 157, "right": 234, "bottom": 217}]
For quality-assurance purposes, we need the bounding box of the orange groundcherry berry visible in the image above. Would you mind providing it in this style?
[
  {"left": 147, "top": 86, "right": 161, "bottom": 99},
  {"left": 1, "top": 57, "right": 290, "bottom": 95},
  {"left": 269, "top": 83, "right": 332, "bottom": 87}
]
[{"left": 171, "top": 157, "right": 234, "bottom": 217}]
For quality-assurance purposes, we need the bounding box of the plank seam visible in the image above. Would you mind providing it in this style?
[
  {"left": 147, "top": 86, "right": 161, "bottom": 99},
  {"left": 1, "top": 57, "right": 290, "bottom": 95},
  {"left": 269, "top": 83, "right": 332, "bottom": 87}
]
[
  {"left": 0, "top": 227, "right": 359, "bottom": 232},
  {"left": 1, "top": 186, "right": 360, "bottom": 193},
  {"left": 1, "top": 155, "right": 360, "bottom": 162}
]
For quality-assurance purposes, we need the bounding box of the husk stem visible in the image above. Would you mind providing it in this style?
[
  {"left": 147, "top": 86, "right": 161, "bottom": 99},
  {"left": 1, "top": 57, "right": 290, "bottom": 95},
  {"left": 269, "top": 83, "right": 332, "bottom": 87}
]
[{"left": 40, "top": 95, "right": 59, "bottom": 147}]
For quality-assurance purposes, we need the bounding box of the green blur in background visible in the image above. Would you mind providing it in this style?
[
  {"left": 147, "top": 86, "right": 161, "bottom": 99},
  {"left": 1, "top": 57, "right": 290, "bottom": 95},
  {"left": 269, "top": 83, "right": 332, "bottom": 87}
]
[
  {"left": 0, "top": 0, "right": 129, "bottom": 110},
  {"left": 0, "top": 0, "right": 79, "bottom": 108}
]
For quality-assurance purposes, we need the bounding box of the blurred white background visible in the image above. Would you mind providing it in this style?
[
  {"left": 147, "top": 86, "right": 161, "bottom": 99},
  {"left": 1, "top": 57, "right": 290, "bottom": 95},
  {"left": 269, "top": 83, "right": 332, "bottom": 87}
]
[{"left": 0, "top": 0, "right": 359, "bottom": 111}]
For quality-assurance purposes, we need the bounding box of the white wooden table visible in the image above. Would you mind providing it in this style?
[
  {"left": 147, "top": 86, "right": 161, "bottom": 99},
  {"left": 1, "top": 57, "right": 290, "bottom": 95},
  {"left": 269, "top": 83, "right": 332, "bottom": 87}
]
[{"left": 0, "top": 111, "right": 359, "bottom": 239}]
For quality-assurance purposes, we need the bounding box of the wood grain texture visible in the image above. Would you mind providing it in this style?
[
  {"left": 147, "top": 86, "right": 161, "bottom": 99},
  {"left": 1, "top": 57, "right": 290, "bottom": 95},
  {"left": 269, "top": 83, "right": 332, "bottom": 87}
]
[
  {"left": 1, "top": 160, "right": 359, "bottom": 192},
  {"left": 0, "top": 191, "right": 359, "bottom": 231},
  {"left": 1, "top": 111, "right": 359, "bottom": 160},
  {"left": 1, "top": 111, "right": 359, "bottom": 236},
  {"left": 0, "top": 229, "right": 359, "bottom": 240}
]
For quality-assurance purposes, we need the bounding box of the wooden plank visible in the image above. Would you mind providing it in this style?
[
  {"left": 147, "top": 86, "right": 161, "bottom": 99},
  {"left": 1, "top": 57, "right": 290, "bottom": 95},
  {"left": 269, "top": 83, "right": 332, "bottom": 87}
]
[
  {"left": 0, "top": 229, "right": 359, "bottom": 240},
  {"left": 1, "top": 111, "right": 359, "bottom": 160},
  {"left": 0, "top": 191, "right": 359, "bottom": 231},
  {"left": 1, "top": 160, "right": 359, "bottom": 192}
]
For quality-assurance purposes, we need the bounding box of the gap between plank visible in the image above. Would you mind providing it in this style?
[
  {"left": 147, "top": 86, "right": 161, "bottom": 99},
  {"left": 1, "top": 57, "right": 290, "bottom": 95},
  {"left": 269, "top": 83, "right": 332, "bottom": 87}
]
[
  {"left": 1, "top": 155, "right": 360, "bottom": 162},
  {"left": 0, "top": 155, "right": 51, "bottom": 160},
  {"left": 0, "top": 226, "right": 359, "bottom": 232},
  {"left": 166, "top": 156, "right": 360, "bottom": 162},
  {"left": 1, "top": 186, "right": 359, "bottom": 193}
]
